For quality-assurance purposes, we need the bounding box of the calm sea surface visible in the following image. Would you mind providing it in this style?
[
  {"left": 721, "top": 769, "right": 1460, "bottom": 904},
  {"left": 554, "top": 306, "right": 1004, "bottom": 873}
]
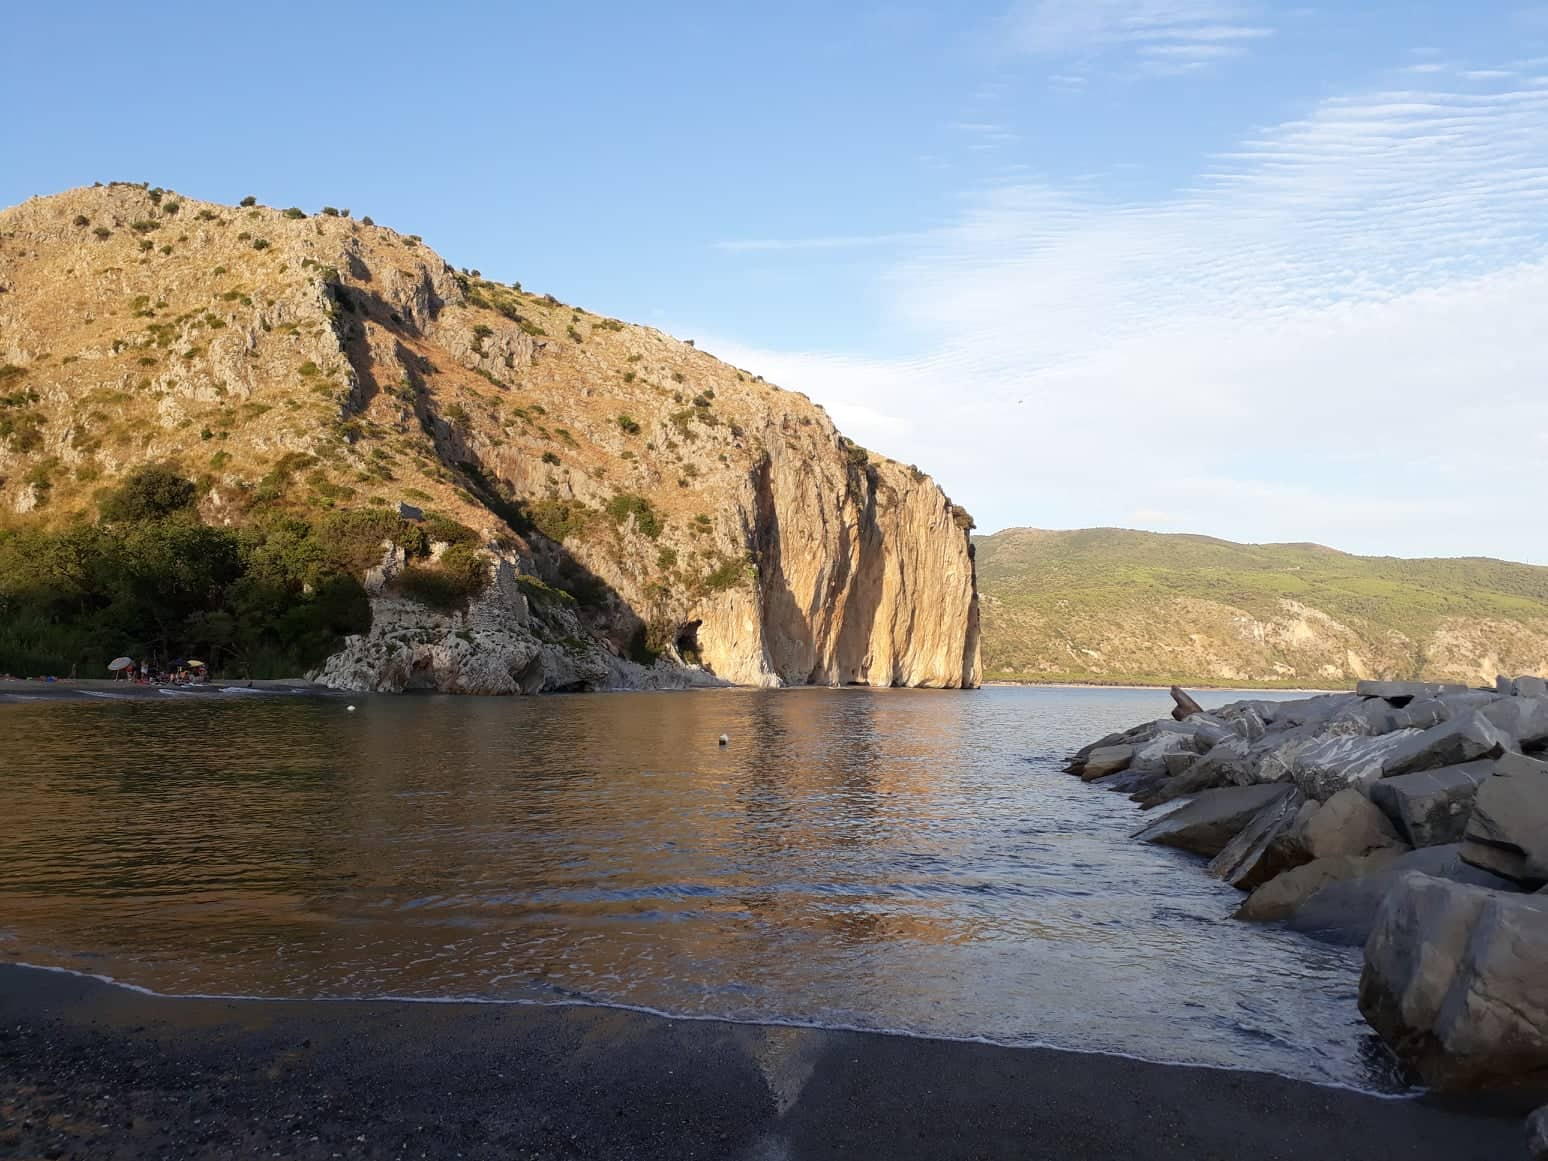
[{"left": 0, "top": 685, "right": 1400, "bottom": 1090}]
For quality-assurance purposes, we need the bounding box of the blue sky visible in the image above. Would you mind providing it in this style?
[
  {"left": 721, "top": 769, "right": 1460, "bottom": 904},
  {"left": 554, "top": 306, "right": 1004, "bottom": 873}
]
[{"left": 5, "top": 2, "right": 1548, "bottom": 560}]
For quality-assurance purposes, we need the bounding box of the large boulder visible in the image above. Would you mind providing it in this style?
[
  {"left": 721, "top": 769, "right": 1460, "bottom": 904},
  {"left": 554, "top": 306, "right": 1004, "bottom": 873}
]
[
  {"left": 1131, "top": 784, "right": 1294, "bottom": 858},
  {"left": 1284, "top": 845, "right": 1523, "bottom": 946},
  {"left": 1127, "top": 731, "right": 1200, "bottom": 775},
  {"left": 1227, "top": 705, "right": 1269, "bottom": 741},
  {"left": 1236, "top": 850, "right": 1403, "bottom": 921},
  {"left": 1461, "top": 751, "right": 1548, "bottom": 888},
  {"left": 1360, "top": 872, "right": 1548, "bottom": 1089},
  {"left": 1266, "top": 693, "right": 1363, "bottom": 729},
  {"left": 1068, "top": 721, "right": 1161, "bottom": 771},
  {"left": 1325, "top": 700, "right": 1405, "bottom": 737},
  {"left": 1437, "top": 689, "right": 1509, "bottom": 714},
  {"left": 1357, "top": 680, "right": 1470, "bottom": 700},
  {"left": 1066, "top": 730, "right": 1129, "bottom": 771},
  {"left": 1207, "top": 787, "right": 1309, "bottom": 890},
  {"left": 1380, "top": 711, "right": 1507, "bottom": 779},
  {"left": 1232, "top": 725, "right": 1322, "bottom": 787},
  {"left": 1181, "top": 715, "right": 1238, "bottom": 750},
  {"left": 1369, "top": 760, "right": 1495, "bottom": 848},
  {"left": 1529, "top": 1105, "right": 1548, "bottom": 1161},
  {"left": 1481, "top": 697, "right": 1548, "bottom": 749},
  {"left": 1300, "top": 788, "right": 1407, "bottom": 859},
  {"left": 1391, "top": 697, "right": 1451, "bottom": 732},
  {"left": 1291, "top": 730, "right": 1423, "bottom": 800},
  {"left": 1080, "top": 744, "right": 1135, "bottom": 781},
  {"left": 1135, "top": 758, "right": 1229, "bottom": 809},
  {"left": 1145, "top": 735, "right": 1252, "bottom": 800}
]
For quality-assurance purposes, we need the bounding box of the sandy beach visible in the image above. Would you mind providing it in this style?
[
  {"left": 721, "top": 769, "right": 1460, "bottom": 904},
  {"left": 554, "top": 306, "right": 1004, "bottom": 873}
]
[{"left": 0, "top": 964, "right": 1534, "bottom": 1161}]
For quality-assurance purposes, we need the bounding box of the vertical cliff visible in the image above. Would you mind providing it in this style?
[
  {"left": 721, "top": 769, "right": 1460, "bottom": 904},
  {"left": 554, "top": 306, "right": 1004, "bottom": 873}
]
[{"left": 0, "top": 185, "right": 980, "bottom": 690}]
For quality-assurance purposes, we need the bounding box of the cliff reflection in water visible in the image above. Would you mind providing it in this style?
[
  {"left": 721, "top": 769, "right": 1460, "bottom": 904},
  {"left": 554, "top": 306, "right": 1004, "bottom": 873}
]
[{"left": 0, "top": 686, "right": 1399, "bottom": 1091}]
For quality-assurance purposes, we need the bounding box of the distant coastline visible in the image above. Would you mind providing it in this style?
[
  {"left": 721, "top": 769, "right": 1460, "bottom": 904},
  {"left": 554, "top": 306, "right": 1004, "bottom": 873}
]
[{"left": 983, "top": 676, "right": 1354, "bottom": 694}]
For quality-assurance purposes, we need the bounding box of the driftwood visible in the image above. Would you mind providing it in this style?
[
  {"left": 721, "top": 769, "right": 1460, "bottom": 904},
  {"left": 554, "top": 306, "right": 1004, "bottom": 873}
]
[{"left": 1171, "top": 685, "right": 1204, "bottom": 721}]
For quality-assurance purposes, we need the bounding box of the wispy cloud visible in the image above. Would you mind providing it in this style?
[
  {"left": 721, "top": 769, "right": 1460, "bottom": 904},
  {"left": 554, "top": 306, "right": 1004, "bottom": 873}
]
[
  {"left": 713, "top": 233, "right": 922, "bottom": 253},
  {"left": 946, "top": 120, "right": 1022, "bottom": 149},
  {"left": 703, "top": 66, "right": 1548, "bottom": 561},
  {"left": 1006, "top": 0, "right": 1273, "bottom": 78}
]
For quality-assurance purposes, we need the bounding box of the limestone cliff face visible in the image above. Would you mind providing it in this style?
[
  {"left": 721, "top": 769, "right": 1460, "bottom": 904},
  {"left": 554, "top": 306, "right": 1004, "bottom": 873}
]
[
  {"left": 0, "top": 185, "right": 980, "bottom": 691},
  {"left": 694, "top": 445, "right": 979, "bottom": 688}
]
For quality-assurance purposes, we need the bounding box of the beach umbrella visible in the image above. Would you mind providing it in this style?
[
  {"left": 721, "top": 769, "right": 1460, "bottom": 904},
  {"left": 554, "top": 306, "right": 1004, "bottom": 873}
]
[
  {"left": 108, "top": 657, "right": 133, "bottom": 671},
  {"left": 186, "top": 659, "right": 206, "bottom": 668}
]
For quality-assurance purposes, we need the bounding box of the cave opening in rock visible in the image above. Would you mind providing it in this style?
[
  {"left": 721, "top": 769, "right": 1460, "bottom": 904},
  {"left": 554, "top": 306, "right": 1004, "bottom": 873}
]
[{"left": 676, "top": 620, "right": 703, "bottom": 667}]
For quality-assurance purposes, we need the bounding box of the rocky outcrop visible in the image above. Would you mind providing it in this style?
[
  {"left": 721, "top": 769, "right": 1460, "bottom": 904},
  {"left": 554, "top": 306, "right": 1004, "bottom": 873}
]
[
  {"left": 312, "top": 552, "right": 725, "bottom": 695},
  {"left": 1064, "top": 675, "right": 1548, "bottom": 1090},
  {"left": 1360, "top": 873, "right": 1548, "bottom": 1090},
  {"left": 0, "top": 186, "right": 980, "bottom": 693}
]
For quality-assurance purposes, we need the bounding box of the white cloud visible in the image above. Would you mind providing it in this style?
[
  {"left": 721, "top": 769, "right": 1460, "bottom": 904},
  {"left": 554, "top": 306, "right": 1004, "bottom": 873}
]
[{"left": 707, "top": 68, "right": 1548, "bottom": 563}]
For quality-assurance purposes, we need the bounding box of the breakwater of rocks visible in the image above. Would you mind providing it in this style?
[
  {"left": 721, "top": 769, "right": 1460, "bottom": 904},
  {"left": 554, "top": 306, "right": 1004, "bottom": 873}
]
[{"left": 1065, "top": 678, "right": 1548, "bottom": 1098}]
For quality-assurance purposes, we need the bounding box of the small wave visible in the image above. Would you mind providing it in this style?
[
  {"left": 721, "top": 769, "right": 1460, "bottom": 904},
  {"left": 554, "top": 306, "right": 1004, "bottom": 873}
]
[{"left": 3, "top": 960, "right": 1419, "bottom": 1100}]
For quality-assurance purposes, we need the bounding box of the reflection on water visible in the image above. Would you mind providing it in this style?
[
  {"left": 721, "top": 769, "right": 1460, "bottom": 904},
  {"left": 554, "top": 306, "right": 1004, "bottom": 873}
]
[{"left": 0, "top": 686, "right": 1399, "bottom": 1090}]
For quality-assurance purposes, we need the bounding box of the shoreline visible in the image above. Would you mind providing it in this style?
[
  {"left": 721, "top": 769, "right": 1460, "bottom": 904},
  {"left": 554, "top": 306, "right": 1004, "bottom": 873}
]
[
  {"left": 0, "top": 676, "right": 334, "bottom": 703},
  {"left": 2, "top": 677, "right": 1342, "bottom": 706},
  {"left": 984, "top": 678, "right": 1352, "bottom": 693},
  {"left": 0, "top": 963, "right": 1533, "bottom": 1160}
]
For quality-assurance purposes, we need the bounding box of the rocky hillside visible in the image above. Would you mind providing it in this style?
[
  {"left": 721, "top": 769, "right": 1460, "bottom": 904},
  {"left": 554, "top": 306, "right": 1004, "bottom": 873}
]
[
  {"left": 976, "top": 528, "right": 1548, "bottom": 688},
  {"left": 0, "top": 184, "right": 980, "bottom": 690}
]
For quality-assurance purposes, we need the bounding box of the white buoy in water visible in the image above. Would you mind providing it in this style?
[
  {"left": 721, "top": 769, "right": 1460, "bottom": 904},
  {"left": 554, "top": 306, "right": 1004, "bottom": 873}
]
[
  {"left": 718, "top": 733, "right": 729, "bottom": 746},
  {"left": 347, "top": 705, "right": 357, "bottom": 712}
]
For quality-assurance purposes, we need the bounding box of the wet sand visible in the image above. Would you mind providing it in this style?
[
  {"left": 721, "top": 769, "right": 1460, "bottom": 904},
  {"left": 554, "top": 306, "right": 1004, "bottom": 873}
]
[{"left": 0, "top": 964, "right": 1533, "bottom": 1160}]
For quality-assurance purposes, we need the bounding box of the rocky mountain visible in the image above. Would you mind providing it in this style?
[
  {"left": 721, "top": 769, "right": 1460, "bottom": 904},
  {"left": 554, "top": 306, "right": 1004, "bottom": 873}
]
[
  {"left": 976, "top": 527, "right": 1548, "bottom": 688},
  {"left": 0, "top": 185, "right": 980, "bottom": 691}
]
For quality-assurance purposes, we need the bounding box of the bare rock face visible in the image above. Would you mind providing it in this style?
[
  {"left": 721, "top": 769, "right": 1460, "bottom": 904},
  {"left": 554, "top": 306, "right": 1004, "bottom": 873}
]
[
  {"left": 694, "top": 447, "right": 980, "bottom": 688},
  {"left": 1360, "top": 872, "right": 1548, "bottom": 1089}
]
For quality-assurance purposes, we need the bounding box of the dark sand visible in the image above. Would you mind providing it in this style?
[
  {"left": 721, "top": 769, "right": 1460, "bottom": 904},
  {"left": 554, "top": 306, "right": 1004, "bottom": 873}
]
[{"left": 0, "top": 965, "right": 1535, "bottom": 1160}]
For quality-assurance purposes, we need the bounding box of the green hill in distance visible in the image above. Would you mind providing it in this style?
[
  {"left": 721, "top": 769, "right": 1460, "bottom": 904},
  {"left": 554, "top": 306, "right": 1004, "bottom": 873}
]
[{"left": 974, "top": 527, "right": 1548, "bottom": 689}]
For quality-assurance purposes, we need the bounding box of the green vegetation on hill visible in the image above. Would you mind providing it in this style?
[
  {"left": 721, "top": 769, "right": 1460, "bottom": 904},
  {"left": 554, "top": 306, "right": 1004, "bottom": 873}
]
[
  {"left": 0, "top": 466, "right": 485, "bottom": 678},
  {"left": 975, "top": 528, "right": 1548, "bottom": 689}
]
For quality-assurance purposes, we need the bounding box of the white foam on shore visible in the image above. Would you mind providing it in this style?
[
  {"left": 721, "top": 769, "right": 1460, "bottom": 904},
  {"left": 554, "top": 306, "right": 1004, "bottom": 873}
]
[{"left": 8, "top": 960, "right": 1417, "bottom": 1102}]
